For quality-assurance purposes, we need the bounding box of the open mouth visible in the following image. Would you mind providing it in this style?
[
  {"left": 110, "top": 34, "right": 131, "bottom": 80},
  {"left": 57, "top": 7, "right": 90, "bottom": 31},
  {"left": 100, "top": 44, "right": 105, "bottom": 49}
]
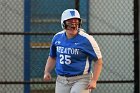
[
  {"left": 66, "top": 23, "right": 79, "bottom": 30},
  {"left": 71, "top": 27, "right": 76, "bottom": 29},
  {"left": 67, "top": 26, "right": 78, "bottom": 30}
]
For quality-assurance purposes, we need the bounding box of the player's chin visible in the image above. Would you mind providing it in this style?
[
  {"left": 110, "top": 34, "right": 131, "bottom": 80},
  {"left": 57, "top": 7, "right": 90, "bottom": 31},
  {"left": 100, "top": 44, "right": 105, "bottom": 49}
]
[{"left": 68, "top": 29, "right": 78, "bottom": 33}]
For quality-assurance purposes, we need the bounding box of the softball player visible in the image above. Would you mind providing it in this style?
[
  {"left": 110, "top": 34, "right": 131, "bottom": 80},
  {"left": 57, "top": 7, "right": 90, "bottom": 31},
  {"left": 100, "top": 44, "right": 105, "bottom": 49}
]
[{"left": 44, "top": 9, "right": 103, "bottom": 93}]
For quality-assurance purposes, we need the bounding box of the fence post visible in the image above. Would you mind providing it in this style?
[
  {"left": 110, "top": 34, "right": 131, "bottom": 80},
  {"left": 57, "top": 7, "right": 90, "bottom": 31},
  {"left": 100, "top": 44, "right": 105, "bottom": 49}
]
[
  {"left": 134, "top": 0, "right": 139, "bottom": 93},
  {"left": 75, "top": 0, "right": 79, "bottom": 11}
]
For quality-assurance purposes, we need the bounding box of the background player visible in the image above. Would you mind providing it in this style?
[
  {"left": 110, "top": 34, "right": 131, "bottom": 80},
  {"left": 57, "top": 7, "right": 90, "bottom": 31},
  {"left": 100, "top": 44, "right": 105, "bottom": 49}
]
[{"left": 44, "top": 9, "right": 103, "bottom": 93}]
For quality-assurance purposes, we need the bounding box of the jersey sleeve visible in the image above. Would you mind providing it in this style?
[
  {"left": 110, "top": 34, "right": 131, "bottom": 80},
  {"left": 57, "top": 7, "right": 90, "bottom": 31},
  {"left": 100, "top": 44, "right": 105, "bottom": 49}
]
[
  {"left": 49, "top": 36, "right": 57, "bottom": 57},
  {"left": 85, "top": 36, "right": 102, "bottom": 61}
]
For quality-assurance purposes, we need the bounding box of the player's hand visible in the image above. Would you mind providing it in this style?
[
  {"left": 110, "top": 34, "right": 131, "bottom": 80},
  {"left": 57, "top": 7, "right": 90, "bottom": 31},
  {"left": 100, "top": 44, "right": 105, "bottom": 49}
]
[
  {"left": 44, "top": 72, "right": 52, "bottom": 81},
  {"left": 87, "top": 80, "right": 97, "bottom": 90}
]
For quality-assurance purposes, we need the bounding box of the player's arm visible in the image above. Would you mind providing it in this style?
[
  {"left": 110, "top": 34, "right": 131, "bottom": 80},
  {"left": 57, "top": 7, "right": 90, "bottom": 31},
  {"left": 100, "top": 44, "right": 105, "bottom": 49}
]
[
  {"left": 92, "top": 58, "right": 103, "bottom": 83},
  {"left": 87, "top": 58, "right": 103, "bottom": 89},
  {"left": 44, "top": 56, "right": 56, "bottom": 81}
]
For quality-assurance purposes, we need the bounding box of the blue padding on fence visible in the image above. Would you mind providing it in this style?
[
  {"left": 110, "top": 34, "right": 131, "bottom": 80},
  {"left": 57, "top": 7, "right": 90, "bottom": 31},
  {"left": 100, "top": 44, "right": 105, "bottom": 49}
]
[{"left": 24, "top": 0, "right": 31, "bottom": 93}]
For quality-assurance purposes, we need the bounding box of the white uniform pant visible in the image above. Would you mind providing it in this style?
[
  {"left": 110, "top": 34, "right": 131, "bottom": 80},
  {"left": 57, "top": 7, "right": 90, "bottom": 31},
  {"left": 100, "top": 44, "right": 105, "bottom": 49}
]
[{"left": 55, "top": 74, "right": 92, "bottom": 93}]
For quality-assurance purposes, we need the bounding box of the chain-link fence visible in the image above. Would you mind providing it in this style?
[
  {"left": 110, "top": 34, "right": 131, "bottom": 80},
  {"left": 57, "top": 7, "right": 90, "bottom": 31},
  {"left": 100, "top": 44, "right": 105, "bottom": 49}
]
[{"left": 0, "top": 0, "right": 139, "bottom": 93}]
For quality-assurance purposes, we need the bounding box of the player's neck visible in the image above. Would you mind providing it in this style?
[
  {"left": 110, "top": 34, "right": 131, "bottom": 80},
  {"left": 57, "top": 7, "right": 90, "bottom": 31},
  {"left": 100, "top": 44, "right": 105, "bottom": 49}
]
[
  {"left": 66, "top": 33, "right": 75, "bottom": 39},
  {"left": 66, "top": 31, "right": 78, "bottom": 39},
  {"left": 65, "top": 29, "right": 79, "bottom": 39}
]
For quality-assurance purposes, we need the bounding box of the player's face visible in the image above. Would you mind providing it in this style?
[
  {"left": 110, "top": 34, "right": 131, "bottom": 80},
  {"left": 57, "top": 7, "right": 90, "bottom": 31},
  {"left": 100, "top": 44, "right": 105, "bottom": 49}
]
[{"left": 65, "top": 18, "right": 80, "bottom": 38}]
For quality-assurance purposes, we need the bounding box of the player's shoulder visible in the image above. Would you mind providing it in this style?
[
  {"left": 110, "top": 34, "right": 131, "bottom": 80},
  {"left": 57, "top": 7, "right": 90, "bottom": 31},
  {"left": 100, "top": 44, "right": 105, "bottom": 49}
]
[
  {"left": 55, "top": 30, "right": 65, "bottom": 36},
  {"left": 53, "top": 30, "right": 65, "bottom": 38},
  {"left": 79, "top": 29, "right": 95, "bottom": 40}
]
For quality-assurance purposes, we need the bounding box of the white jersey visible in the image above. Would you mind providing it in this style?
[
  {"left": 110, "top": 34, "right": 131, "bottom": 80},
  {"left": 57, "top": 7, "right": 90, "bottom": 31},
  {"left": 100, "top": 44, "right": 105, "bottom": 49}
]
[{"left": 49, "top": 29, "right": 102, "bottom": 76}]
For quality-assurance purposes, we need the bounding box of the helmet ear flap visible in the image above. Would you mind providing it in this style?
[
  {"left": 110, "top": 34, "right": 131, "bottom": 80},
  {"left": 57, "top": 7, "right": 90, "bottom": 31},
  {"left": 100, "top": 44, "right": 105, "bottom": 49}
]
[
  {"left": 78, "top": 19, "right": 82, "bottom": 28},
  {"left": 63, "top": 21, "right": 66, "bottom": 29}
]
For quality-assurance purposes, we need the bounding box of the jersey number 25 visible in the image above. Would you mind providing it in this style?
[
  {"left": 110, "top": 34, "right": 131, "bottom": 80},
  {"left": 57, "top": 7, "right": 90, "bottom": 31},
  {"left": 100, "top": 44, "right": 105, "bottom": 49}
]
[{"left": 60, "top": 54, "right": 71, "bottom": 64}]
